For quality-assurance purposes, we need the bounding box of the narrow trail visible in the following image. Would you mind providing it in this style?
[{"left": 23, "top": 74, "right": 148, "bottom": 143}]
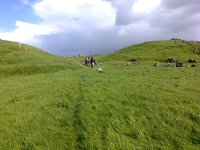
[
  {"left": 101, "top": 123, "right": 109, "bottom": 150},
  {"left": 73, "top": 75, "right": 89, "bottom": 150}
]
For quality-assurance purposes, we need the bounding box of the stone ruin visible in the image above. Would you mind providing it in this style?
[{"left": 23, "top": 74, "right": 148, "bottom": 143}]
[
  {"left": 153, "top": 62, "right": 159, "bottom": 67},
  {"left": 129, "top": 58, "right": 138, "bottom": 62},
  {"left": 187, "top": 59, "right": 196, "bottom": 63},
  {"left": 165, "top": 63, "right": 174, "bottom": 67},
  {"left": 160, "top": 57, "right": 176, "bottom": 63},
  {"left": 176, "top": 62, "right": 183, "bottom": 67}
]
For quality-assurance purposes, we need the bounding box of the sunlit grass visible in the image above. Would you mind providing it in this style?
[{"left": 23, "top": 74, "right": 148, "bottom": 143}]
[{"left": 0, "top": 40, "right": 199, "bottom": 149}]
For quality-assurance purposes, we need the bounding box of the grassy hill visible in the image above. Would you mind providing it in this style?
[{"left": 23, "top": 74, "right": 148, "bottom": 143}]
[
  {"left": 0, "top": 39, "right": 200, "bottom": 149},
  {"left": 101, "top": 40, "right": 200, "bottom": 66},
  {"left": 0, "top": 40, "right": 81, "bottom": 76}
]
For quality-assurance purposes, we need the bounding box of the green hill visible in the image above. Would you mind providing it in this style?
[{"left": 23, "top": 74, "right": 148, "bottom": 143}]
[
  {"left": 0, "top": 40, "right": 81, "bottom": 76},
  {"left": 0, "top": 39, "right": 199, "bottom": 149},
  {"left": 101, "top": 40, "right": 200, "bottom": 66}
]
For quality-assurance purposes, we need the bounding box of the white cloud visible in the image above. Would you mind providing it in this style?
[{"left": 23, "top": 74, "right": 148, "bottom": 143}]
[
  {"left": 0, "top": 0, "right": 116, "bottom": 47},
  {"left": 0, "top": 0, "right": 199, "bottom": 56},
  {"left": 0, "top": 21, "right": 54, "bottom": 44},
  {"left": 33, "top": 0, "right": 116, "bottom": 29},
  {"left": 133, "top": 0, "right": 160, "bottom": 13}
]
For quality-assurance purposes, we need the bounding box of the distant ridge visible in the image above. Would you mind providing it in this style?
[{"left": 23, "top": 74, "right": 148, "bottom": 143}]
[{"left": 101, "top": 39, "right": 200, "bottom": 63}]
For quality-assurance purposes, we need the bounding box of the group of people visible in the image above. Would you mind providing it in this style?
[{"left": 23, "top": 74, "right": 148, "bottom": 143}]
[{"left": 85, "top": 56, "right": 96, "bottom": 68}]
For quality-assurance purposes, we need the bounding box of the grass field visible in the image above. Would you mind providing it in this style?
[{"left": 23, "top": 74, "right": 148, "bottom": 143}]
[{"left": 0, "top": 39, "right": 200, "bottom": 149}]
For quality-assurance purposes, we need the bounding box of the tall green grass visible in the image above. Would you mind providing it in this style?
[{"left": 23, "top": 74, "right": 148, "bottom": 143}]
[{"left": 0, "top": 40, "right": 199, "bottom": 149}]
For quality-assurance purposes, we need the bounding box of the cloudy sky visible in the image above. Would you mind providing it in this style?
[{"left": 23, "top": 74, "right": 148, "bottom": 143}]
[{"left": 0, "top": 0, "right": 199, "bottom": 56}]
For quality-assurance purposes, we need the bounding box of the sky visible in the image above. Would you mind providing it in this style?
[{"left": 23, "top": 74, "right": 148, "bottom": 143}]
[{"left": 0, "top": 0, "right": 200, "bottom": 56}]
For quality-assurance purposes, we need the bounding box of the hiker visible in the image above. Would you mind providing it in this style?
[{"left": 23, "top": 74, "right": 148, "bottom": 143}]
[
  {"left": 90, "top": 56, "right": 96, "bottom": 68},
  {"left": 85, "top": 57, "right": 89, "bottom": 65}
]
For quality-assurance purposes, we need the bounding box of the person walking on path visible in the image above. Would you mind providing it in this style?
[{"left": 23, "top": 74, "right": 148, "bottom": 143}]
[
  {"left": 90, "top": 56, "right": 96, "bottom": 68},
  {"left": 84, "top": 57, "right": 89, "bottom": 65}
]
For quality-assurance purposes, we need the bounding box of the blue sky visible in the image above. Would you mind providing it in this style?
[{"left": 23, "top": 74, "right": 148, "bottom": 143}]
[
  {"left": 0, "top": 0, "right": 41, "bottom": 31},
  {"left": 0, "top": 0, "right": 199, "bottom": 56}
]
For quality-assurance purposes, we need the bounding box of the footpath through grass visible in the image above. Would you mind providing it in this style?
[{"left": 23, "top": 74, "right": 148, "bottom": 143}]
[{"left": 0, "top": 63, "right": 199, "bottom": 149}]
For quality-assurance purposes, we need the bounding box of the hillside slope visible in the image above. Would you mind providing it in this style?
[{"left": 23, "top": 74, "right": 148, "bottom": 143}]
[
  {"left": 0, "top": 39, "right": 200, "bottom": 149},
  {"left": 0, "top": 40, "right": 81, "bottom": 76},
  {"left": 101, "top": 40, "right": 200, "bottom": 66}
]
